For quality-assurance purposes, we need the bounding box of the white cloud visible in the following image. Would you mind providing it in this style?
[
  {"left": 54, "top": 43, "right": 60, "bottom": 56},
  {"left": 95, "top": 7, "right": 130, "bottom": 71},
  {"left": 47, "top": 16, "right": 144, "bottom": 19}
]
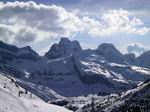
[
  {"left": 127, "top": 43, "right": 146, "bottom": 56},
  {"left": 82, "top": 9, "right": 150, "bottom": 37},
  {"left": 0, "top": 1, "right": 83, "bottom": 44},
  {"left": 0, "top": 1, "right": 149, "bottom": 45},
  {"left": 0, "top": 27, "right": 14, "bottom": 43}
]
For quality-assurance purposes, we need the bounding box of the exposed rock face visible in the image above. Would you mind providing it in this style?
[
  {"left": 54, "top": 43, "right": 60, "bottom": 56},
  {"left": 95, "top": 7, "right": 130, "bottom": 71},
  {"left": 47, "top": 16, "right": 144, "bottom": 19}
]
[
  {"left": 45, "top": 37, "right": 82, "bottom": 59},
  {"left": 124, "top": 53, "right": 136, "bottom": 65},
  {"left": 18, "top": 46, "right": 40, "bottom": 61},
  {"left": 96, "top": 43, "right": 125, "bottom": 64},
  {"left": 0, "top": 41, "right": 40, "bottom": 63},
  {"left": 136, "top": 50, "right": 150, "bottom": 68}
]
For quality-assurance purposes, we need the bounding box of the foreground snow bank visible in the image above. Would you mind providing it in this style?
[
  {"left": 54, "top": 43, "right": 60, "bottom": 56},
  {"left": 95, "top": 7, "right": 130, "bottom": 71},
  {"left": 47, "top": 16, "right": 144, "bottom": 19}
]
[
  {"left": 0, "top": 75, "right": 72, "bottom": 112},
  {"left": 0, "top": 87, "right": 72, "bottom": 112},
  {"left": 22, "top": 98, "right": 72, "bottom": 112},
  {"left": 0, "top": 86, "right": 27, "bottom": 112}
]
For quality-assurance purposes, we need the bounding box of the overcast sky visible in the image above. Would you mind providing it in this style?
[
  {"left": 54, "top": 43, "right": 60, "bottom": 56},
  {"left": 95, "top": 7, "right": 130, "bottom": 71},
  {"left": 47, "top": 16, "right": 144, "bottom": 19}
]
[{"left": 0, "top": 0, "right": 150, "bottom": 55}]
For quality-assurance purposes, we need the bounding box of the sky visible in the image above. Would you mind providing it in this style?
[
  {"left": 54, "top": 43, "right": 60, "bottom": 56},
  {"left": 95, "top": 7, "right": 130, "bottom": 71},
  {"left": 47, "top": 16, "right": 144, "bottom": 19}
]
[{"left": 0, "top": 0, "right": 150, "bottom": 55}]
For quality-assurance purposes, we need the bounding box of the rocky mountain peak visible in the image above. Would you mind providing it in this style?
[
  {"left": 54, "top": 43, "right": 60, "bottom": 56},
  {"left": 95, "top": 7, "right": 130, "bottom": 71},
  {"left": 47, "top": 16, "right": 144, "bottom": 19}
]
[
  {"left": 124, "top": 53, "right": 136, "bottom": 64},
  {"left": 0, "top": 40, "right": 19, "bottom": 53},
  {"left": 136, "top": 50, "right": 150, "bottom": 68},
  {"left": 21, "top": 46, "right": 32, "bottom": 50},
  {"left": 97, "top": 43, "right": 125, "bottom": 64},
  {"left": 45, "top": 37, "right": 82, "bottom": 59},
  {"left": 97, "top": 43, "right": 118, "bottom": 52}
]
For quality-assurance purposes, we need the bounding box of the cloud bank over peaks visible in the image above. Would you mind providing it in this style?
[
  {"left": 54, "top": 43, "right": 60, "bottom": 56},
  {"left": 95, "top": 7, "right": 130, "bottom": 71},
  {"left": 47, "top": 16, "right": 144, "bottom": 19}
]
[{"left": 0, "top": 1, "right": 149, "bottom": 45}]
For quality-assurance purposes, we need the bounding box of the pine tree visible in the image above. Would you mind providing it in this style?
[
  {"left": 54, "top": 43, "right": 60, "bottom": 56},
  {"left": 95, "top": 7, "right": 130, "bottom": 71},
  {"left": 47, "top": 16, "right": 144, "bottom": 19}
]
[{"left": 91, "top": 95, "right": 95, "bottom": 112}]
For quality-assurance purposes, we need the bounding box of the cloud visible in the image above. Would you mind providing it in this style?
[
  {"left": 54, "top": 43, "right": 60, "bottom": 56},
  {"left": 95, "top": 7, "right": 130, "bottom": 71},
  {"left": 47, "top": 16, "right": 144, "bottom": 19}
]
[
  {"left": 0, "top": 1, "right": 83, "bottom": 44},
  {"left": 0, "top": 1, "right": 149, "bottom": 46},
  {"left": 15, "top": 28, "right": 36, "bottom": 43},
  {"left": 83, "top": 9, "right": 150, "bottom": 37},
  {"left": 127, "top": 43, "right": 146, "bottom": 55},
  {"left": 0, "top": 26, "right": 14, "bottom": 43}
]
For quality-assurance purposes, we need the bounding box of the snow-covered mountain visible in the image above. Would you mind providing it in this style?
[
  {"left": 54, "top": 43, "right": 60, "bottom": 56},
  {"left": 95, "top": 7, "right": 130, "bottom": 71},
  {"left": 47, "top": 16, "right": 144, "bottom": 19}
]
[
  {"left": 0, "top": 72, "right": 72, "bottom": 112},
  {"left": 0, "top": 38, "right": 150, "bottom": 97}
]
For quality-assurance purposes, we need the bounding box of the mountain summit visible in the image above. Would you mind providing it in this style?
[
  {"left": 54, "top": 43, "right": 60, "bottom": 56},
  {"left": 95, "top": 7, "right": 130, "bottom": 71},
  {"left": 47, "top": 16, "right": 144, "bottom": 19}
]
[
  {"left": 45, "top": 37, "right": 82, "bottom": 59},
  {"left": 96, "top": 43, "right": 125, "bottom": 64}
]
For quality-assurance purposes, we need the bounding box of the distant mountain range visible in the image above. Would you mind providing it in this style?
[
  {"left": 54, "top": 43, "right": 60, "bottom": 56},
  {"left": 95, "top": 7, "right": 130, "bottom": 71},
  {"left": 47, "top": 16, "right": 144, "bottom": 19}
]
[{"left": 0, "top": 37, "right": 150, "bottom": 97}]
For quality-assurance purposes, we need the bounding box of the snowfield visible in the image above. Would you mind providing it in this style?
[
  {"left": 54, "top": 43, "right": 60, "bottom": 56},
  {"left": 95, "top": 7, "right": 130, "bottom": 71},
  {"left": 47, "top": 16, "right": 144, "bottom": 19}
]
[
  {"left": 0, "top": 73, "right": 72, "bottom": 112},
  {"left": 0, "top": 87, "right": 28, "bottom": 112},
  {"left": 22, "top": 98, "right": 72, "bottom": 112}
]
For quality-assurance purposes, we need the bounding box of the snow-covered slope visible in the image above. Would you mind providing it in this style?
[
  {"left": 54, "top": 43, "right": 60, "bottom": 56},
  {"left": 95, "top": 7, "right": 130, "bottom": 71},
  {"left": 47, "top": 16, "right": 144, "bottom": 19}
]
[
  {"left": 104, "top": 79, "right": 150, "bottom": 112},
  {"left": 0, "top": 87, "right": 28, "bottom": 112},
  {"left": 76, "top": 79, "right": 150, "bottom": 112},
  {"left": 0, "top": 70, "right": 65, "bottom": 101},
  {"left": 0, "top": 72, "right": 38, "bottom": 99},
  {"left": 0, "top": 86, "right": 72, "bottom": 112},
  {"left": 0, "top": 72, "right": 72, "bottom": 112}
]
